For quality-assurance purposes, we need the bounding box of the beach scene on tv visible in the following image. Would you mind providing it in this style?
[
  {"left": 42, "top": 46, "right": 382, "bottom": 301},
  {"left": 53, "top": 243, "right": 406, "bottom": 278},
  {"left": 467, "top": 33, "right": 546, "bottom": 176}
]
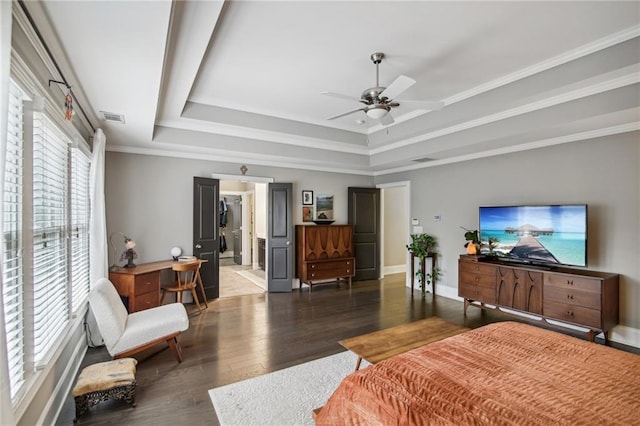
[{"left": 479, "top": 205, "right": 587, "bottom": 266}]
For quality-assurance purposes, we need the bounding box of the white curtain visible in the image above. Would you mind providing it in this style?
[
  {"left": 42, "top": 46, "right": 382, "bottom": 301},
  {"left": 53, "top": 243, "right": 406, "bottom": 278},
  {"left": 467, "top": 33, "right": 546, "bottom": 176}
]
[
  {"left": 0, "top": 1, "right": 17, "bottom": 424},
  {"left": 87, "top": 128, "right": 107, "bottom": 346}
]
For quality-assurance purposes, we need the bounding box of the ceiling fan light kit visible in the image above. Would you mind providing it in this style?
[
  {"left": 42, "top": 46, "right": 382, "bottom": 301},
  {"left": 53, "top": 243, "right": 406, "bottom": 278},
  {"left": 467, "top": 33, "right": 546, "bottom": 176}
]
[
  {"left": 322, "top": 52, "right": 444, "bottom": 126},
  {"left": 366, "top": 107, "right": 389, "bottom": 120}
]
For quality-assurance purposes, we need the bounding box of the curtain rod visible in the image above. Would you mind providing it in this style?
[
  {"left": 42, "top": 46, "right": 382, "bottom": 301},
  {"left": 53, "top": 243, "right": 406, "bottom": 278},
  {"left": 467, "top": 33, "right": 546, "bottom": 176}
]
[{"left": 17, "top": 0, "right": 96, "bottom": 133}]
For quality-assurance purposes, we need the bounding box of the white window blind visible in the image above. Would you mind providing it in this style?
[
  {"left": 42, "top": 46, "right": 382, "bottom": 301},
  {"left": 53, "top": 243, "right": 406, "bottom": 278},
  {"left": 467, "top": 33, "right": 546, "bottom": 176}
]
[
  {"left": 31, "top": 113, "right": 70, "bottom": 365},
  {"left": 2, "top": 80, "right": 25, "bottom": 400},
  {"left": 70, "top": 148, "right": 90, "bottom": 312}
]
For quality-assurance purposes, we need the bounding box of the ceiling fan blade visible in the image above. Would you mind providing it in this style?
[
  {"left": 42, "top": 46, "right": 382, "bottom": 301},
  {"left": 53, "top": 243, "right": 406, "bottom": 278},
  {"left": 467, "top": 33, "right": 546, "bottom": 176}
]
[
  {"left": 397, "top": 99, "right": 445, "bottom": 111},
  {"left": 327, "top": 107, "right": 365, "bottom": 120},
  {"left": 380, "top": 75, "right": 415, "bottom": 100},
  {"left": 380, "top": 112, "right": 395, "bottom": 126},
  {"left": 321, "top": 91, "right": 363, "bottom": 104}
]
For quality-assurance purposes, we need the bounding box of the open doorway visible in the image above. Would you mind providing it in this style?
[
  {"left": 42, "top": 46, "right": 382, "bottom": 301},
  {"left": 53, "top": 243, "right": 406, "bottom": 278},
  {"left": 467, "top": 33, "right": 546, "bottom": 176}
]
[
  {"left": 378, "top": 182, "right": 411, "bottom": 286},
  {"left": 218, "top": 180, "right": 268, "bottom": 298}
]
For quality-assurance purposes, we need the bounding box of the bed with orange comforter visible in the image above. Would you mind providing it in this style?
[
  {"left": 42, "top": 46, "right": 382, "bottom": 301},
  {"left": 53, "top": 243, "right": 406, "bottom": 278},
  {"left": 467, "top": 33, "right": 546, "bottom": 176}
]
[{"left": 316, "top": 321, "right": 640, "bottom": 425}]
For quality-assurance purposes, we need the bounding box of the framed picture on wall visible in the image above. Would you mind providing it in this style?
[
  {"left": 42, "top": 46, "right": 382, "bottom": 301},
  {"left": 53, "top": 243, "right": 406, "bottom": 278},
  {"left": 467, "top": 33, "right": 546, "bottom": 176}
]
[
  {"left": 315, "top": 194, "right": 334, "bottom": 220},
  {"left": 302, "top": 206, "right": 314, "bottom": 222},
  {"left": 302, "top": 190, "right": 314, "bottom": 205}
]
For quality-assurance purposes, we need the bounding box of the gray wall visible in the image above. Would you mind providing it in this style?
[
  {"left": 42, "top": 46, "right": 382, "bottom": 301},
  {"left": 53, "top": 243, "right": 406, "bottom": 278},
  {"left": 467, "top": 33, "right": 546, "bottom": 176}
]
[
  {"left": 375, "top": 132, "right": 640, "bottom": 330},
  {"left": 105, "top": 152, "right": 372, "bottom": 265}
]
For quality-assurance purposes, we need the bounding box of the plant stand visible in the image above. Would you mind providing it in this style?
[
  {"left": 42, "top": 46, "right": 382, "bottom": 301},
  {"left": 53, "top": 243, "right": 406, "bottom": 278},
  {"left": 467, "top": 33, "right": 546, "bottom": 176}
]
[{"left": 410, "top": 253, "right": 437, "bottom": 297}]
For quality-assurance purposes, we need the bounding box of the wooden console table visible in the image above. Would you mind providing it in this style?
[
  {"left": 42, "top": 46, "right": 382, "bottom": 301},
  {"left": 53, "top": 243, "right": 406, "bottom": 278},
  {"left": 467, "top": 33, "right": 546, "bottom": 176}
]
[
  {"left": 109, "top": 259, "right": 205, "bottom": 313},
  {"left": 410, "top": 253, "right": 437, "bottom": 295}
]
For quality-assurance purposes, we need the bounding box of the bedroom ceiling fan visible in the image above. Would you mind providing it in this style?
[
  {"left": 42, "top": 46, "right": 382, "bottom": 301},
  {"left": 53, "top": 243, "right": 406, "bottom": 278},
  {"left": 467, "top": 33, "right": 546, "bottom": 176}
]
[{"left": 322, "top": 52, "right": 444, "bottom": 126}]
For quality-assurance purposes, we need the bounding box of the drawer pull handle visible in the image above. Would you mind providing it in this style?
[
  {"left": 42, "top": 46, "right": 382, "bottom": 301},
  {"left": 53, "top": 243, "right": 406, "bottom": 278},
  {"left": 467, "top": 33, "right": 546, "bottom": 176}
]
[
  {"left": 567, "top": 294, "right": 574, "bottom": 300},
  {"left": 346, "top": 270, "right": 350, "bottom": 273},
  {"left": 567, "top": 280, "right": 574, "bottom": 285},
  {"left": 311, "top": 273, "right": 315, "bottom": 277},
  {"left": 311, "top": 265, "right": 315, "bottom": 269},
  {"left": 566, "top": 310, "right": 574, "bottom": 317}
]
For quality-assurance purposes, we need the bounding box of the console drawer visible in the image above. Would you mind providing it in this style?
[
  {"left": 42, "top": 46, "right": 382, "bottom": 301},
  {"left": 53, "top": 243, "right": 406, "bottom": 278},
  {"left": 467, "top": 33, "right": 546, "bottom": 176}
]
[
  {"left": 459, "top": 283, "right": 496, "bottom": 304},
  {"left": 460, "top": 271, "right": 496, "bottom": 289},
  {"left": 459, "top": 262, "right": 496, "bottom": 278},
  {"left": 544, "top": 300, "right": 601, "bottom": 329},
  {"left": 544, "top": 286, "right": 600, "bottom": 309},
  {"left": 544, "top": 274, "right": 601, "bottom": 293}
]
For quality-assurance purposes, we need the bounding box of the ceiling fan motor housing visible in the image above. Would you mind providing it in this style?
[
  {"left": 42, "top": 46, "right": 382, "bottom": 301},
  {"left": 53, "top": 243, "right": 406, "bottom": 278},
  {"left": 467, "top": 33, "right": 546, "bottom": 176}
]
[{"left": 361, "top": 87, "right": 387, "bottom": 104}]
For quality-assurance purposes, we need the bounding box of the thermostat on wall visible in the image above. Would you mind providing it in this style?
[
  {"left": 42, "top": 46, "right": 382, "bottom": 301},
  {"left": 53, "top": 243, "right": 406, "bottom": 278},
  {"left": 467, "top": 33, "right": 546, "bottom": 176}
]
[{"left": 411, "top": 218, "right": 419, "bottom": 226}]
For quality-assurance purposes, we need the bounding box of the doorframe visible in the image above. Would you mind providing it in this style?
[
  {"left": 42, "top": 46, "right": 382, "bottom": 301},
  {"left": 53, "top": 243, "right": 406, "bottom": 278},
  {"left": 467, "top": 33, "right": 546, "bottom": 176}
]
[
  {"left": 376, "top": 180, "right": 412, "bottom": 287},
  {"left": 221, "top": 190, "right": 254, "bottom": 266},
  {"left": 213, "top": 173, "right": 274, "bottom": 275}
]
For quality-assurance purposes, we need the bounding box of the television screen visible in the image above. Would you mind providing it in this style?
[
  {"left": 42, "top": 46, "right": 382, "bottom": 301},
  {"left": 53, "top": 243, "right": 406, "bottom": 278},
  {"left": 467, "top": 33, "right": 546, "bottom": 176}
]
[{"left": 479, "top": 205, "right": 587, "bottom": 267}]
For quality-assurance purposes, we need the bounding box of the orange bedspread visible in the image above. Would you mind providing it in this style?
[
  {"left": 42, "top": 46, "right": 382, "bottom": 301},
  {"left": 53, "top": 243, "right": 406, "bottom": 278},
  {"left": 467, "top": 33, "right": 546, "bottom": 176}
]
[{"left": 316, "top": 321, "right": 640, "bottom": 425}]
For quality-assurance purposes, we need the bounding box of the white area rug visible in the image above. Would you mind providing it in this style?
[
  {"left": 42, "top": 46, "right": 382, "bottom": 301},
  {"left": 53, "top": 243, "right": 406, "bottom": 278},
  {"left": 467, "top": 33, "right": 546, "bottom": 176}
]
[{"left": 209, "top": 351, "right": 369, "bottom": 425}]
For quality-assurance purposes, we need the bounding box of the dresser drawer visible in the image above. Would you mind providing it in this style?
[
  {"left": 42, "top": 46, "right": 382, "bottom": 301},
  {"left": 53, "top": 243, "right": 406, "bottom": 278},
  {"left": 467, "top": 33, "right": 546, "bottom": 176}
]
[
  {"left": 459, "top": 283, "right": 496, "bottom": 304},
  {"left": 544, "top": 286, "right": 600, "bottom": 309},
  {"left": 134, "top": 271, "right": 160, "bottom": 295},
  {"left": 132, "top": 291, "right": 160, "bottom": 312},
  {"left": 543, "top": 300, "right": 601, "bottom": 329},
  {"left": 544, "top": 274, "right": 601, "bottom": 293},
  {"left": 306, "top": 259, "right": 354, "bottom": 280}
]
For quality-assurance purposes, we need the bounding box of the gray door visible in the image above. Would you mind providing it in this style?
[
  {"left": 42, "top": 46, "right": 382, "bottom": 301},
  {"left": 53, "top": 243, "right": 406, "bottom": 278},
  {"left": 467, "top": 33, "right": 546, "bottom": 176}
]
[
  {"left": 232, "top": 196, "right": 242, "bottom": 265},
  {"left": 193, "top": 177, "right": 220, "bottom": 299},
  {"left": 267, "top": 182, "right": 293, "bottom": 292},
  {"left": 348, "top": 187, "right": 380, "bottom": 281}
]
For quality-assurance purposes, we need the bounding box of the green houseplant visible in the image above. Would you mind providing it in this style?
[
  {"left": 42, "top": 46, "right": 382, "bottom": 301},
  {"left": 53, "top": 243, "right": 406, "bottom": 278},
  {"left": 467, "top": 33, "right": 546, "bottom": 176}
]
[{"left": 406, "top": 233, "right": 440, "bottom": 295}]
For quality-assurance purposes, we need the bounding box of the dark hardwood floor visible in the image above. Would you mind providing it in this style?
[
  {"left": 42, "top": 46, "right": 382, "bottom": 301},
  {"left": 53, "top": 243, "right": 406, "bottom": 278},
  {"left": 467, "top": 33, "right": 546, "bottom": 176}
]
[{"left": 57, "top": 273, "right": 638, "bottom": 425}]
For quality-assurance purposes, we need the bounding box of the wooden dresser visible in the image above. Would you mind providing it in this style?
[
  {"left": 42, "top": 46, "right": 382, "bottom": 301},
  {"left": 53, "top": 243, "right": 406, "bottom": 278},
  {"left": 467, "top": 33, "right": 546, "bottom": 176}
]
[
  {"left": 295, "top": 225, "right": 355, "bottom": 291},
  {"left": 458, "top": 255, "right": 619, "bottom": 342}
]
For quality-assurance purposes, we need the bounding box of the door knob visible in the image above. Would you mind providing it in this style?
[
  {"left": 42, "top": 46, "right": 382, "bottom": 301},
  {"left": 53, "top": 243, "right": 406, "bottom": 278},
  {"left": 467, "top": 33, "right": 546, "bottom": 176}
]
[
  {"left": 195, "top": 244, "right": 202, "bottom": 249},
  {"left": 286, "top": 241, "right": 290, "bottom": 246}
]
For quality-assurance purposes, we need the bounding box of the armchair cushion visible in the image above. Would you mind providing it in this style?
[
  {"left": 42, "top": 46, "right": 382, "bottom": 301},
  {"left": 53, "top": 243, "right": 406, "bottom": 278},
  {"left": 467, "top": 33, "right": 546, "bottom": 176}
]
[
  {"left": 89, "top": 278, "right": 189, "bottom": 359},
  {"left": 89, "top": 278, "right": 129, "bottom": 352},
  {"left": 111, "top": 303, "right": 189, "bottom": 356}
]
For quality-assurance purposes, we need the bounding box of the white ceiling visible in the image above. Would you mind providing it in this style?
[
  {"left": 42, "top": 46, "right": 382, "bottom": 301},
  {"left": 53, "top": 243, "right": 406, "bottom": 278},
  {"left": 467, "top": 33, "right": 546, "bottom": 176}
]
[{"left": 27, "top": 1, "right": 640, "bottom": 175}]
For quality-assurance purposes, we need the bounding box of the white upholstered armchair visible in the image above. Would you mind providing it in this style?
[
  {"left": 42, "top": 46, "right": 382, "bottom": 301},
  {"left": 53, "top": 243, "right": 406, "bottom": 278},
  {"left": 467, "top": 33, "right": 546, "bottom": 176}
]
[{"left": 89, "top": 278, "right": 189, "bottom": 362}]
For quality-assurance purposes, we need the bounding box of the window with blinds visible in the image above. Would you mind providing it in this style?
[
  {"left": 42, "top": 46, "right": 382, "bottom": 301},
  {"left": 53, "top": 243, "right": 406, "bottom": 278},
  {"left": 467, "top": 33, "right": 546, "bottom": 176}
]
[
  {"left": 3, "top": 80, "right": 26, "bottom": 400},
  {"left": 70, "top": 148, "right": 90, "bottom": 312},
  {"left": 31, "top": 113, "right": 70, "bottom": 365},
  {"left": 2, "top": 78, "right": 92, "bottom": 402}
]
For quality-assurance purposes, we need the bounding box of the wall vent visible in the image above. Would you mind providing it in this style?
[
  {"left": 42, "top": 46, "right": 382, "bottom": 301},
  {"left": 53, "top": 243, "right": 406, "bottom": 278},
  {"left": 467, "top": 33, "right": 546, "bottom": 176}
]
[
  {"left": 412, "top": 157, "right": 434, "bottom": 163},
  {"left": 99, "top": 111, "right": 125, "bottom": 124}
]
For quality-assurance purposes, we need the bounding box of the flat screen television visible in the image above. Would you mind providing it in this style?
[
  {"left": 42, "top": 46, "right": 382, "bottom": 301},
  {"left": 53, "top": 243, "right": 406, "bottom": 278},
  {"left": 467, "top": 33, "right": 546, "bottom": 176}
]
[{"left": 478, "top": 205, "right": 587, "bottom": 267}]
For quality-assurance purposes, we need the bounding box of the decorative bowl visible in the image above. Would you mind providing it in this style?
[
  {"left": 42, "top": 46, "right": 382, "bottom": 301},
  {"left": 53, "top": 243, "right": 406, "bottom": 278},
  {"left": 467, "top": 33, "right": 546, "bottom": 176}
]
[{"left": 313, "top": 220, "right": 335, "bottom": 225}]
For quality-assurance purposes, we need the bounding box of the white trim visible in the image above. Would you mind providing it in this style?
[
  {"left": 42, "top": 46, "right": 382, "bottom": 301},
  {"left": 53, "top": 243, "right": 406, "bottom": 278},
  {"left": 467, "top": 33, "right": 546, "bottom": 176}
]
[
  {"left": 373, "top": 123, "right": 640, "bottom": 176},
  {"left": 40, "top": 329, "right": 88, "bottom": 426},
  {"left": 214, "top": 174, "right": 274, "bottom": 184},
  {"left": 377, "top": 181, "right": 411, "bottom": 285},
  {"left": 384, "top": 264, "right": 406, "bottom": 275},
  {"left": 369, "top": 67, "right": 640, "bottom": 156},
  {"left": 442, "top": 25, "right": 640, "bottom": 106},
  {"left": 610, "top": 324, "right": 640, "bottom": 349}
]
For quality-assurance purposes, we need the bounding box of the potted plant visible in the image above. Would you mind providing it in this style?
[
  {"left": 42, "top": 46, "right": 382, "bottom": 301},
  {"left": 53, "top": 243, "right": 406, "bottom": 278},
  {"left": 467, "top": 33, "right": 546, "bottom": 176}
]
[{"left": 406, "top": 233, "right": 440, "bottom": 295}]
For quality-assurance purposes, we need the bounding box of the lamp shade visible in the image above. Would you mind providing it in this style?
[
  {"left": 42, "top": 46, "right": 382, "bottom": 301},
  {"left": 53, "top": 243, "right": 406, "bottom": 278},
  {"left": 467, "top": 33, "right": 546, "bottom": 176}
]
[
  {"left": 366, "top": 107, "right": 388, "bottom": 120},
  {"left": 170, "top": 246, "right": 182, "bottom": 259}
]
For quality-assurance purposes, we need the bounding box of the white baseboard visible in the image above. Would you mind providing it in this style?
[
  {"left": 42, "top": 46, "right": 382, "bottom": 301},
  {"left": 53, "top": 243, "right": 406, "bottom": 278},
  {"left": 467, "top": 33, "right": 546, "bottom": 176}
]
[
  {"left": 384, "top": 264, "right": 406, "bottom": 276},
  {"left": 611, "top": 324, "right": 640, "bottom": 348}
]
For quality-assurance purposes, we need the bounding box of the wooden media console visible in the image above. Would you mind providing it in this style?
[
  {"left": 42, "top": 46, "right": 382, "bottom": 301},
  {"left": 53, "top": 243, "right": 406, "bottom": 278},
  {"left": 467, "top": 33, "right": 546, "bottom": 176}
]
[{"left": 458, "top": 255, "right": 619, "bottom": 342}]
